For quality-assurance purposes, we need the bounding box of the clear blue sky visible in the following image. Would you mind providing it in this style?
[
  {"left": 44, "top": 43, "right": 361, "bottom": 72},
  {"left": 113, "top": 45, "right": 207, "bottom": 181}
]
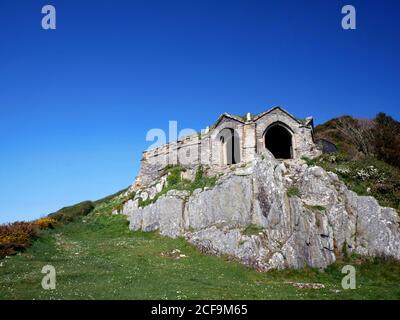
[{"left": 0, "top": 0, "right": 399, "bottom": 223}]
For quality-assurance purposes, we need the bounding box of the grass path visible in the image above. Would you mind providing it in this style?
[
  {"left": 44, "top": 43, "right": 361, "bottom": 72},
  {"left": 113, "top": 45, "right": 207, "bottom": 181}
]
[{"left": 1, "top": 210, "right": 400, "bottom": 299}]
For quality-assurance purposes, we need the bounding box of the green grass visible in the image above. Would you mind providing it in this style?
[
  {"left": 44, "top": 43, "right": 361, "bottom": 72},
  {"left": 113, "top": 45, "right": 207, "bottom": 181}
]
[
  {"left": 138, "top": 166, "right": 218, "bottom": 208},
  {"left": 1, "top": 198, "right": 400, "bottom": 300},
  {"left": 287, "top": 187, "right": 301, "bottom": 198},
  {"left": 301, "top": 156, "right": 318, "bottom": 167},
  {"left": 242, "top": 224, "right": 264, "bottom": 236},
  {"left": 304, "top": 205, "right": 326, "bottom": 212}
]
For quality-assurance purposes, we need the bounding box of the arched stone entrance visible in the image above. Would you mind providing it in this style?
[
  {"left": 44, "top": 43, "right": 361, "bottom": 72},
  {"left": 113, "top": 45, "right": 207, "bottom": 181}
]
[
  {"left": 218, "top": 128, "right": 240, "bottom": 165},
  {"left": 264, "top": 124, "right": 293, "bottom": 159}
]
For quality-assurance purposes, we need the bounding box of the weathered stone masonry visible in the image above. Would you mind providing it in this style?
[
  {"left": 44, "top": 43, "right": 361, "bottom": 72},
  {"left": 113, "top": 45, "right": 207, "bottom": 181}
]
[{"left": 135, "top": 106, "right": 321, "bottom": 187}]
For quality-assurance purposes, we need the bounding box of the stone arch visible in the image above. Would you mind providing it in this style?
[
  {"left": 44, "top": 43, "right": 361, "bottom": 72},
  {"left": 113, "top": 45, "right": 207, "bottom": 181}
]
[
  {"left": 264, "top": 122, "right": 293, "bottom": 159},
  {"left": 254, "top": 107, "right": 299, "bottom": 157},
  {"left": 216, "top": 128, "right": 241, "bottom": 165}
]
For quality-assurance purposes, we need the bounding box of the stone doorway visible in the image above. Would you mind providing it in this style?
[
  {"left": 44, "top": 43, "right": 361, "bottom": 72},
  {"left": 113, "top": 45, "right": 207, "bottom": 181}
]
[
  {"left": 219, "top": 128, "right": 240, "bottom": 165},
  {"left": 264, "top": 124, "right": 293, "bottom": 159}
]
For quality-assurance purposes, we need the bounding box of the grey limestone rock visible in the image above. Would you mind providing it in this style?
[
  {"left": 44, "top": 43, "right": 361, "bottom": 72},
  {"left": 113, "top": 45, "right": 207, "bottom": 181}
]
[{"left": 123, "top": 152, "right": 400, "bottom": 270}]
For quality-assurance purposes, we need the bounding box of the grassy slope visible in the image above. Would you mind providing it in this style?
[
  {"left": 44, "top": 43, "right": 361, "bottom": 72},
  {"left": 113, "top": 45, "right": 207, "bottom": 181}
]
[
  {"left": 1, "top": 115, "right": 400, "bottom": 300},
  {"left": 1, "top": 199, "right": 400, "bottom": 300}
]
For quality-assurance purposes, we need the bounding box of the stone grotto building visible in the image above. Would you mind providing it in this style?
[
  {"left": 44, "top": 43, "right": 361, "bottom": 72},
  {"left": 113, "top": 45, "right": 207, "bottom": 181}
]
[{"left": 136, "top": 106, "right": 321, "bottom": 186}]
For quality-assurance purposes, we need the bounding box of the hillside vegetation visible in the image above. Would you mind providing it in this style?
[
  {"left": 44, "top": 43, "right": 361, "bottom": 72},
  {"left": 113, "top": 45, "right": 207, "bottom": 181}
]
[
  {"left": 314, "top": 112, "right": 400, "bottom": 167},
  {"left": 0, "top": 188, "right": 128, "bottom": 259},
  {"left": 1, "top": 112, "right": 400, "bottom": 299},
  {"left": 314, "top": 112, "right": 400, "bottom": 211},
  {"left": 1, "top": 197, "right": 400, "bottom": 299}
]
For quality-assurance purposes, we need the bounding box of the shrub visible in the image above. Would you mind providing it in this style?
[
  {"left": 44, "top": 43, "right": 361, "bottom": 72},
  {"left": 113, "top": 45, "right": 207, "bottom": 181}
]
[
  {"left": 373, "top": 112, "right": 400, "bottom": 169},
  {"left": 127, "top": 191, "right": 136, "bottom": 201},
  {"left": 33, "top": 217, "right": 58, "bottom": 229},
  {"left": 335, "top": 117, "right": 375, "bottom": 156},
  {"left": 315, "top": 112, "right": 400, "bottom": 169},
  {"left": 166, "top": 166, "right": 183, "bottom": 187},
  {"left": 194, "top": 165, "right": 204, "bottom": 182},
  {"left": 189, "top": 166, "right": 218, "bottom": 192},
  {"left": 0, "top": 222, "right": 39, "bottom": 258}
]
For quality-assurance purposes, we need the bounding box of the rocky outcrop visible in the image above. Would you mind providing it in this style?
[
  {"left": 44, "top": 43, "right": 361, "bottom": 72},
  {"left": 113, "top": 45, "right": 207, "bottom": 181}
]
[{"left": 122, "top": 152, "right": 400, "bottom": 271}]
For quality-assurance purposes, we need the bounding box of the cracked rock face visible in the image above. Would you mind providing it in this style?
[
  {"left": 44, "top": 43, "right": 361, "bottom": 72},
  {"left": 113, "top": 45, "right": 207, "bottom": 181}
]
[
  {"left": 185, "top": 175, "right": 253, "bottom": 230},
  {"left": 123, "top": 152, "right": 400, "bottom": 271}
]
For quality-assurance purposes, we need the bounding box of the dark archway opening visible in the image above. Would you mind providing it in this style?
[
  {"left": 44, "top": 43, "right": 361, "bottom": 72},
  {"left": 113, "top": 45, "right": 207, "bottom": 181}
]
[{"left": 265, "top": 125, "right": 292, "bottom": 159}]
